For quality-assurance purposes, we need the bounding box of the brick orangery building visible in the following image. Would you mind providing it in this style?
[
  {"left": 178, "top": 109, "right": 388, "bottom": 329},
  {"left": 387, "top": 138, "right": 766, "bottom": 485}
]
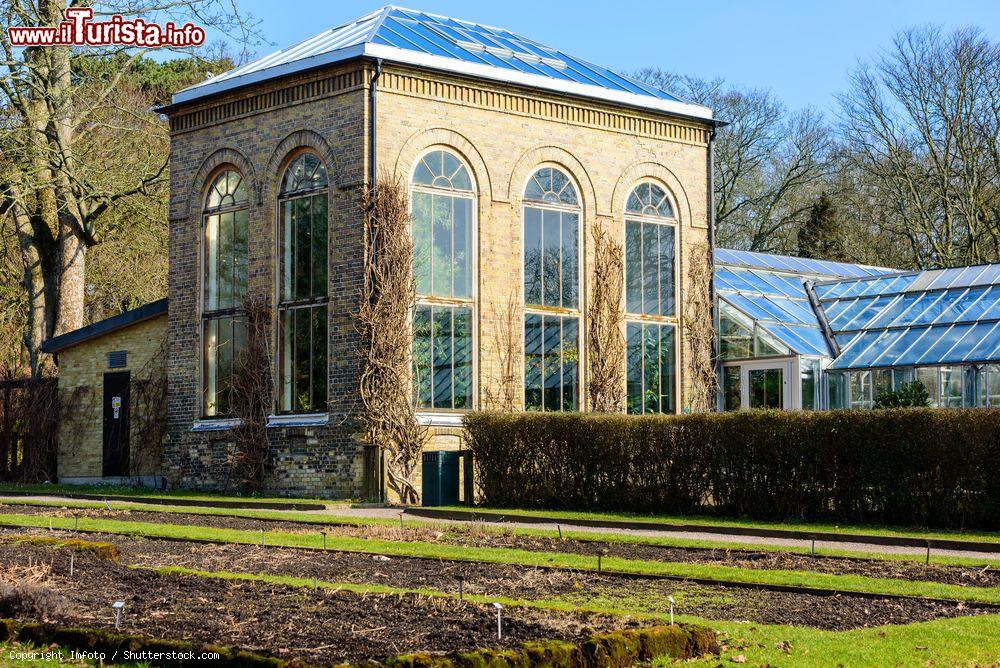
[{"left": 156, "top": 6, "right": 717, "bottom": 499}]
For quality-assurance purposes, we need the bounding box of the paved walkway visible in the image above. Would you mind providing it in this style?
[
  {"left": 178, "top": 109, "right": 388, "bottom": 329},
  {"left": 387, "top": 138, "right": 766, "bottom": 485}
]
[{"left": 2, "top": 495, "right": 997, "bottom": 562}]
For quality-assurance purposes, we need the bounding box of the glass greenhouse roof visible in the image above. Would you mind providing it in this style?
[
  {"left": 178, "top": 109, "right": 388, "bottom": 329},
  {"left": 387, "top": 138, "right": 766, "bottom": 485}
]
[
  {"left": 820, "top": 263, "right": 1000, "bottom": 369},
  {"left": 171, "top": 6, "right": 713, "bottom": 120},
  {"left": 712, "top": 250, "right": 884, "bottom": 357}
]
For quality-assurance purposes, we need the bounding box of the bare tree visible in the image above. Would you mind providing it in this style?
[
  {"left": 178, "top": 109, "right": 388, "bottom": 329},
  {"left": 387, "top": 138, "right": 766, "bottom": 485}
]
[
  {"left": 0, "top": 0, "right": 260, "bottom": 375},
  {"left": 633, "top": 69, "right": 835, "bottom": 253},
  {"left": 838, "top": 26, "right": 1000, "bottom": 268}
]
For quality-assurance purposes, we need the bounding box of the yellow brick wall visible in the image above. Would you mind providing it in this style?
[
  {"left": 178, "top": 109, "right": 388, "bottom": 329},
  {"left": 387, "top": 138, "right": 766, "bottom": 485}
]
[
  {"left": 56, "top": 315, "right": 167, "bottom": 479},
  {"left": 376, "top": 64, "right": 710, "bottom": 454}
]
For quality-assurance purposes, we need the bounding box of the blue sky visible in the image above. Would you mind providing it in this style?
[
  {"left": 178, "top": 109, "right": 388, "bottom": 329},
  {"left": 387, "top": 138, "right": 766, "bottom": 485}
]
[{"left": 232, "top": 0, "right": 999, "bottom": 112}]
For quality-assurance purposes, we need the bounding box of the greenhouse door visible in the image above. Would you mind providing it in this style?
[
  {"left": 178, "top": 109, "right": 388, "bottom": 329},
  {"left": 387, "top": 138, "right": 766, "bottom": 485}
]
[{"left": 733, "top": 360, "right": 792, "bottom": 410}]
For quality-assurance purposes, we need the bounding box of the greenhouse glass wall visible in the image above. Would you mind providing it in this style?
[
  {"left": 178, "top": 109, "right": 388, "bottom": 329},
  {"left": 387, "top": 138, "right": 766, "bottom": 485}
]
[{"left": 713, "top": 249, "right": 1000, "bottom": 410}]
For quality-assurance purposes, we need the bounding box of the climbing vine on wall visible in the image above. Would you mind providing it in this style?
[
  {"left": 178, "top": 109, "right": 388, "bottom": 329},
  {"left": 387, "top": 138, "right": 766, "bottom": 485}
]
[
  {"left": 587, "top": 224, "right": 626, "bottom": 412},
  {"left": 684, "top": 241, "right": 719, "bottom": 412},
  {"left": 229, "top": 293, "right": 274, "bottom": 491},
  {"left": 357, "top": 174, "right": 427, "bottom": 505}
]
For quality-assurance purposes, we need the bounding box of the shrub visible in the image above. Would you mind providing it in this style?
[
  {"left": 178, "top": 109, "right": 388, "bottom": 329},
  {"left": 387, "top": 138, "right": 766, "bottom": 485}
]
[
  {"left": 874, "top": 381, "right": 931, "bottom": 408},
  {"left": 465, "top": 409, "right": 1000, "bottom": 530}
]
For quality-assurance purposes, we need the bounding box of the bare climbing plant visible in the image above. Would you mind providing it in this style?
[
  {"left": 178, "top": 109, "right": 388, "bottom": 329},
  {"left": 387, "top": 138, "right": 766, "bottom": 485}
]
[
  {"left": 358, "top": 173, "right": 427, "bottom": 505},
  {"left": 130, "top": 338, "right": 168, "bottom": 476},
  {"left": 684, "top": 242, "right": 719, "bottom": 412},
  {"left": 587, "top": 225, "right": 626, "bottom": 412},
  {"left": 482, "top": 291, "right": 520, "bottom": 412},
  {"left": 229, "top": 293, "right": 273, "bottom": 491}
]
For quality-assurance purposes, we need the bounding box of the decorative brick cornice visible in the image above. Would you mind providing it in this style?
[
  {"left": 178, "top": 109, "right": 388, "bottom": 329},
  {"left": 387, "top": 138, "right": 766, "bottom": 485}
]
[
  {"left": 379, "top": 69, "right": 711, "bottom": 146},
  {"left": 168, "top": 68, "right": 366, "bottom": 135}
]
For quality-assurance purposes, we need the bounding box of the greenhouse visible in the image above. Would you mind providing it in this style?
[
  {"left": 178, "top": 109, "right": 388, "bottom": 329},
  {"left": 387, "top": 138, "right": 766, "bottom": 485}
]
[{"left": 713, "top": 249, "right": 1000, "bottom": 410}]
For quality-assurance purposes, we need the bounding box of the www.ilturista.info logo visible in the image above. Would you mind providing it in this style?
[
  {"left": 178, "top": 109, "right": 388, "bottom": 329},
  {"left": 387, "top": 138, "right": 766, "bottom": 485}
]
[{"left": 7, "top": 7, "right": 205, "bottom": 48}]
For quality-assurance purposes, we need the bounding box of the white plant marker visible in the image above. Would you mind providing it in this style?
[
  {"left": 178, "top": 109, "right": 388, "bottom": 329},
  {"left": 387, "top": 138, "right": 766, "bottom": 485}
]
[
  {"left": 492, "top": 602, "right": 503, "bottom": 639},
  {"left": 69, "top": 552, "right": 74, "bottom": 577},
  {"left": 668, "top": 595, "right": 675, "bottom": 625},
  {"left": 112, "top": 601, "right": 125, "bottom": 630}
]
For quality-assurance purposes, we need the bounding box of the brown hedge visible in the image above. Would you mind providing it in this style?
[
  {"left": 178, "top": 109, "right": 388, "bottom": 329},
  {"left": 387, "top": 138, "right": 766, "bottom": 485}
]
[{"left": 464, "top": 409, "right": 1000, "bottom": 530}]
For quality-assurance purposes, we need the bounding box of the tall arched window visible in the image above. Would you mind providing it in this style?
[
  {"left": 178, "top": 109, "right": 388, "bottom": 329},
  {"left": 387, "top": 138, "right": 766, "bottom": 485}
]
[
  {"left": 202, "top": 169, "right": 249, "bottom": 417},
  {"left": 277, "top": 152, "right": 329, "bottom": 413},
  {"left": 523, "top": 167, "right": 580, "bottom": 412},
  {"left": 411, "top": 150, "right": 475, "bottom": 410},
  {"left": 624, "top": 182, "right": 677, "bottom": 414}
]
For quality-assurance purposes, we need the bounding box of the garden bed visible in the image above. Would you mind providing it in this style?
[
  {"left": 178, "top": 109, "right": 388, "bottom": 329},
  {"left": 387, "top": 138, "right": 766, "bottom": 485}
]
[
  {"left": 3, "top": 503, "right": 995, "bottom": 588},
  {"left": 0, "top": 540, "right": 635, "bottom": 664},
  {"left": 1, "top": 531, "right": 991, "bottom": 632}
]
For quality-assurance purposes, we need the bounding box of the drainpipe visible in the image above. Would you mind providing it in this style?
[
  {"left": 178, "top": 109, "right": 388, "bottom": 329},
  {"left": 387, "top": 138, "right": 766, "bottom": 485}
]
[
  {"left": 369, "top": 59, "right": 383, "bottom": 188},
  {"left": 367, "top": 58, "right": 384, "bottom": 504},
  {"left": 707, "top": 124, "right": 720, "bottom": 408}
]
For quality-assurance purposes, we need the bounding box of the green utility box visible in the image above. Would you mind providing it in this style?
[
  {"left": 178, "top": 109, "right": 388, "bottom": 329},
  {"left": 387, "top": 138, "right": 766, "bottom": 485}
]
[{"left": 422, "top": 450, "right": 460, "bottom": 506}]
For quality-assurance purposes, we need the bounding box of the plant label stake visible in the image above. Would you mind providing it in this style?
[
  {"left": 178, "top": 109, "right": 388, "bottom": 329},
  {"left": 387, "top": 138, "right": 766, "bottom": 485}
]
[
  {"left": 926, "top": 541, "right": 931, "bottom": 565},
  {"left": 668, "top": 595, "right": 675, "bottom": 626},
  {"left": 321, "top": 531, "right": 327, "bottom": 550},
  {"left": 458, "top": 576, "right": 464, "bottom": 602},
  {"left": 810, "top": 538, "right": 816, "bottom": 557},
  {"left": 399, "top": 512, "right": 404, "bottom": 531},
  {"left": 69, "top": 553, "right": 74, "bottom": 577},
  {"left": 557, "top": 524, "right": 562, "bottom": 540},
  {"left": 313, "top": 577, "right": 318, "bottom": 590},
  {"left": 104, "top": 498, "right": 112, "bottom": 511},
  {"left": 73, "top": 514, "right": 79, "bottom": 531},
  {"left": 111, "top": 601, "right": 125, "bottom": 630},
  {"left": 492, "top": 602, "right": 503, "bottom": 639}
]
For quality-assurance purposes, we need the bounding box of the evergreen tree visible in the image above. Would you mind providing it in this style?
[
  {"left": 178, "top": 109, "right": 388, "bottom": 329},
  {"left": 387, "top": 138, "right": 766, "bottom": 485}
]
[{"left": 798, "top": 192, "right": 846, "bottom": 261}]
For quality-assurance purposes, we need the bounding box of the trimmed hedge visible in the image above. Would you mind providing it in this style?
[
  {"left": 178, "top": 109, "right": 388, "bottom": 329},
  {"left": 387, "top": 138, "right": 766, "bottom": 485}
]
[
  {"left": 465, "top": 409, "right": 1000, "bottom": 530},
  {"left": 371, "top": 624, "right": 718, "bottom": 668}
]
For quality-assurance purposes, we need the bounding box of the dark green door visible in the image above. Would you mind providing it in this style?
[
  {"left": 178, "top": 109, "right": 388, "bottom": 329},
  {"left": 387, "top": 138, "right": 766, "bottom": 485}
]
[{"left": 102, "top": 371, "right": 131, "bottom": 476}]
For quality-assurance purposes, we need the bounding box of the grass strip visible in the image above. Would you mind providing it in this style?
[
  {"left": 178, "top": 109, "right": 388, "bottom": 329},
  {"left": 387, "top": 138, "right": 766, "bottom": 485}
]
[
  {"left": 0, "top": 483, "right": 337, "bottom": 507},
  {"left": 3, "top": 497, "right": 996, "bottom": 569},
  {"left": 441, "top": 506, "right": 1000, "bottom": 545},
  {"left": 4, "top": 512, "right": 1000, "bottom": 605}
]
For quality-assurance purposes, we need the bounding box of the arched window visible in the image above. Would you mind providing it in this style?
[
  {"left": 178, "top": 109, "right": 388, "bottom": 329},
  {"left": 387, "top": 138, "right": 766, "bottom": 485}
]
[
  {"left": 277, "top": 152, "right": 329, "bottom": 413},
  {"left": 624, "top": 182, "right": 677, "bottom": 414},
  {"left": 202, "top": 169, "right": 249, "bottom": 417},
  {"left": 523, "top": 167, "right": 580, "bottom": 412},
  {"left": 411, "top": 150, "right": 475, "bottom": 410}
]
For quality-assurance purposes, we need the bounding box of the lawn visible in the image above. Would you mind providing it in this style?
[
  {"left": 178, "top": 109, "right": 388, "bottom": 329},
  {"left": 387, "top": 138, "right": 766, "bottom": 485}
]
[
  {"left": 0, "top": 482, "right": 341, "bottom": 507},
  {"left": 438, "top": 505, "right": 1000, "bottom": 545}
]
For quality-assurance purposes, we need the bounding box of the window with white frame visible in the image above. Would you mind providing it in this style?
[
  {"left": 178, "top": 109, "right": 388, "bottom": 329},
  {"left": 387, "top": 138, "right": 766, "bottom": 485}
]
[
  {"left": 624, "top": 182, "right": 677, "bottom": 414},
  {"left": 411, "top": 150, "right": 475, "bottom": 410},
  {"left": 202, "top": 169, "right": 249, "bottom": 417},
  {"left": 523, "top": 167, "right": 580, "bottom": 412},
  {"left": 277, "top": 152, "right": 329, "bottom": 413}
]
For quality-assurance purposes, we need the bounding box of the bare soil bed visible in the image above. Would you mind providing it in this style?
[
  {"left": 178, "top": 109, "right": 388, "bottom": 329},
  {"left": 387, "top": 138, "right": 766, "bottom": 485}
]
[
  {"left": 1, "top": 530, "right": 992, "bottom": 633},
  {"left": 2, "top": 503, "right": 996, "bottom": 588},
  {"left": 0, "top": 540, "right": 632, "bottom": 664}
]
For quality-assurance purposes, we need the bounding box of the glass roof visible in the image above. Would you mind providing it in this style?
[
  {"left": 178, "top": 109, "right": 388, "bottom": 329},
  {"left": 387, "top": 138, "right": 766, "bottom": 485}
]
[
  {"left": 716, "top": 251, "right": 1000, "bottom": 367},
  {"left": 714, "top": 254, "right": 838, "bottom": 357},
  {"left": 714, "top": 249, "right": 892, "bottom": 278},
  {"left": 823, "top": 262, "right": 1000, "bottom": 369},
  {"left": 172, "top": 6, "right": 713, "bottom": 120}
]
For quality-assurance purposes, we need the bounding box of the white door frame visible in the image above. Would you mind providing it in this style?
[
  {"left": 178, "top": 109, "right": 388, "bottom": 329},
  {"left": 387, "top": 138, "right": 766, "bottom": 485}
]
[{"left": 723, "top": 357, "right": 795, "bottom": 410}]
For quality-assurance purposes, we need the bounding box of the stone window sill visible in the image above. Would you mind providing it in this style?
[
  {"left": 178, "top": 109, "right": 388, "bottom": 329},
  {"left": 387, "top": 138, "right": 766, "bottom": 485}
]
[
  {"left": 191, "top": 418, "right": 240, "bottom": 432},
  {"left": 266, "top": 413, "right": 329, "bottom": 428},
  {"left": 415, "top": 412, "right": 466, "bottom": 427}
]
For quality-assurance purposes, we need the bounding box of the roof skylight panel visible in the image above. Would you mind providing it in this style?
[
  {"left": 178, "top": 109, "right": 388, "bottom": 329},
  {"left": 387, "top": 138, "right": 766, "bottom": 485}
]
[
  {"left": 867, "top": 326, "right": 928, "bottom": 367},
  {"left": 887, "top": 291, "right": 944, "bottom": 327},
  {"left": 966, "top": 321, "right": 1000, "bottom": 360},
  {"left": 933, "top": 286, "right": 990, "bottom": 324},
  {"left": 915, "top": 323, "right": 974, "bottom": 364},
  {"left": 840, "top": 295, "right": 896, "bottom": 331},
  {"left": 832, "top": 330, "right": 884, "bottom": 368},
  {"left": 862, "top": 292, "right": 919, "bottom": 329},
  {"left": 888, "top": 326, "right": 940, "bottom": 366},
  {"left": 910, "top": 289, "right": 969, "bottom": 326},
  {"left": 850, "top": 329, "right": 906, "bottom": 368},
  {"left": 829, "top": 297, "right": 876, "bottom": 330}
]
